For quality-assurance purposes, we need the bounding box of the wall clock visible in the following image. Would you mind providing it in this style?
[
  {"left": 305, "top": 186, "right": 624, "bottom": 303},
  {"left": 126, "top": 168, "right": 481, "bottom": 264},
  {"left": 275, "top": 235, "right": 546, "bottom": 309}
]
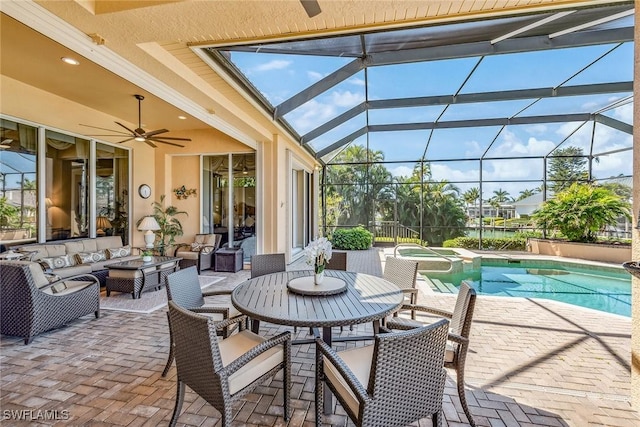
[{"left": 138, "top": 184, "right": 151, "bottom": 199}]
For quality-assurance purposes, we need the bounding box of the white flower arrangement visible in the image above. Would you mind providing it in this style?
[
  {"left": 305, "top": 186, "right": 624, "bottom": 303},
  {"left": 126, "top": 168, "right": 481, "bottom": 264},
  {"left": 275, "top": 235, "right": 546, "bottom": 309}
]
[{"left": 304, "top": 237, "right": 333, "bottom": 274}]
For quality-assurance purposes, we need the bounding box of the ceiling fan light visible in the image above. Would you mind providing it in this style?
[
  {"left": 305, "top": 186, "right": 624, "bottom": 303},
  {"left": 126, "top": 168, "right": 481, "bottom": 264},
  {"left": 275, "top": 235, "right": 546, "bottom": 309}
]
[{"left": 135, "top": 136, "right": 146, "bottom": 142}]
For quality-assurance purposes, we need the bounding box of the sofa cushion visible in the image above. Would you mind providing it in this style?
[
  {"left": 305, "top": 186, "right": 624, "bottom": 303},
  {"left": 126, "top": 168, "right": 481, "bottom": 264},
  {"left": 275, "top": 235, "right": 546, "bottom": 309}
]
[
  {"left": 96, "top": 236, "right": 124, "bottom": 251},
  {"left": 106, "top": 246, "right": 131, "bottom": 259},
  {"left": 51, "top": 265, "right": 93, "bottom": 279},
  {"left": 42, "top": 279, "right": 96, "bottom": 296},
  {"left": 17, "top": 244, "right": 66, "bottom": 261},
  {"left": 40, "top": 254, "right": 76, "bottom": 270},
  {"left": 75, "top": 250, "right": 107, "bottom": 264},
  {"left": 64, "top": 239, "right": 98, "bottom": 255},
  {"left": 26, "top": 262, "right": 50, "bottom": 289}
]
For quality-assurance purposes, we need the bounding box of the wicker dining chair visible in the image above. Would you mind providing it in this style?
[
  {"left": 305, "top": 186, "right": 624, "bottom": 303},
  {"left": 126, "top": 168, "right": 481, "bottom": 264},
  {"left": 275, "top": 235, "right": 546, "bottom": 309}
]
[
  {"left": 315, "top": 318, "right": 450, "bottom": 427},
  {"left": 162, "top": 266, "right": 243, "bottom": 377},
  {"left": 385, "top": 281, "right": 477, "bottom": 427},
  {"left": 383, "top": 256, "right": 419, "bottom": 319},
  {"left": 327, "top": 251, "right": 347, "bottom": 271},
  {"left": 167, "top": 301, "right": 291, "bottom": 427},
  {"left": 250, "top": 253, "right": 286, "bottom": 278}
]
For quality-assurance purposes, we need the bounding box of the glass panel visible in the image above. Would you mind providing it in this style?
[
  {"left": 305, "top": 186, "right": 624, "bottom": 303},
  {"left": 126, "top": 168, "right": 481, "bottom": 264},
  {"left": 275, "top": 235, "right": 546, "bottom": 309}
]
[
  {"left": 0, "top": 119, "right": 37, "bottom": 246},
  {"left": 461, "top": 45, "right": 619, "bottom": 93},
  {"left": 45, "top": 130, "right": 89, "bottom": 240},
  {"left": 387, "top": 162, "right": 422, "bottom": 183},
  {"left": 565, "top": 42, "right": 633, "bottom": 86},
  {"left": 483, "top": 158, "right": 544, "bottom": 183},
  {"left": 96, "top": 143, "right": 130, "bottom": 244},
  {"left": 426, "top": 127, "right": 503, "bottom": 160},
  {"left": 204, "top": 155, "right": 230, "bottom": 246},
  {"left": 225, "top": 51, "right": 352, "bottom": 106},
  {"left": 368, "top": 130, "right": 429, "bottom": 162},
  {"left": 284, "top": 71, "right": 366, "bottom": 135},
  {"left": 367, "top": 58, "right": 476, "bottom": 100},
  {"left": 545, "top": 149, "right": 589, "bottom": 193},
  {"left": 232, "top": 153, "right": 256, "bottom": 249},
  {"left": 518, "top": 93, "right": 630, "bottom": 117}
]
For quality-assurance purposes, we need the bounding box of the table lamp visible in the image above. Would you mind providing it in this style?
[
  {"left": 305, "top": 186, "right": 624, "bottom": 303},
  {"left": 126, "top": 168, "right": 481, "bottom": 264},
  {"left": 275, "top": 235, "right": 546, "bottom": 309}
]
[
  {"left": 96, "top": 216, "right": 112, "bottom": 236},
  {"left": 138, "top": 216, "right": 160, "bottom": 249}
]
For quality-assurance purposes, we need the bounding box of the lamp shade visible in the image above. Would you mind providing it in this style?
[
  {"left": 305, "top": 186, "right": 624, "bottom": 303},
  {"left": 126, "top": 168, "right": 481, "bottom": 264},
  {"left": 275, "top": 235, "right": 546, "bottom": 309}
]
[
  {"left": 138, "top": 216, "right": 160, "bottom": 231},
  {"left": 96, "top": 216, "right": 112, "bottom": 230}
]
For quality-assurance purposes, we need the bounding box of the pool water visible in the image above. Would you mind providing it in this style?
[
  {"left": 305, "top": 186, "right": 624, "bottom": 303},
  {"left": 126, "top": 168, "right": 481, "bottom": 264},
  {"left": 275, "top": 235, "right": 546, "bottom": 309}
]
[{"left": 424, "top": 263, "right": 632, "bottom": 317}]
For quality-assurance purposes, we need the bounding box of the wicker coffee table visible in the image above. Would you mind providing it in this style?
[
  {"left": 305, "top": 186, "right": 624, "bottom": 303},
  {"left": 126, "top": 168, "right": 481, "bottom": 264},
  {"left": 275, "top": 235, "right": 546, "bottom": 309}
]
[{"left": 106, "top": 256, "right": 181, "bottom": 299}]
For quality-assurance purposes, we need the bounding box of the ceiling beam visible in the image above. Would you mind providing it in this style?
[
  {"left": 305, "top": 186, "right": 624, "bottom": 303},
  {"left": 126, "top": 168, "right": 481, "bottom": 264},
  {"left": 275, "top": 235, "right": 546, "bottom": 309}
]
[
  {"left": 549, "top": 8, "right": 634, "bottom": 38},
  {"left": 301, "top": 82, "right": 630, "bottom": 143},
  {"left": 368, "top": 27, "right": 633, "bottom": 66},
  {"left": 274, "top": 59, "right": 364, "bottom": 118},
  {"left": 594, "top": 114, "right": 633, "bottom": 135},
  {"left": 490, "top": 10, "right": 576, "bottom": 44}
]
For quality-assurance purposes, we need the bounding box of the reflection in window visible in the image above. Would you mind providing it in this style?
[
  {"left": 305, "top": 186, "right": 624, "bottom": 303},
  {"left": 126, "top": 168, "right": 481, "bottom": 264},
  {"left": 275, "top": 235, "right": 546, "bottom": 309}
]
[
  {"left": 45, "top": 130, "right": 90, "bottom": 241},
  {"left": 203, "top": 153, "right": 256, "bottom": 250},
  {"left": 0, "top": 119, "right": 38, "bottom": 246},
  {"left": 96, "top": 143, "right": 129, "bottom": 244}
]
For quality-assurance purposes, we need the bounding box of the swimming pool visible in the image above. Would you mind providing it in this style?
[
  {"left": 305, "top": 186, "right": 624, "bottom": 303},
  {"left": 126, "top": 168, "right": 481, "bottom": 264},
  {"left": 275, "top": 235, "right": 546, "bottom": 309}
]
[{"left": 422, "top": 261, "right": 632, "bottom": 317}]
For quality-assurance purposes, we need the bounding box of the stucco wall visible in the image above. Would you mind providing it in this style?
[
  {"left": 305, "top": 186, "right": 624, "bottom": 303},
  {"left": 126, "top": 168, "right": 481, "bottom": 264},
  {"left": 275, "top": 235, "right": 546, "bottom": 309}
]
[{"left": 631, "top": 10, "right": 639, "bottom": 410}]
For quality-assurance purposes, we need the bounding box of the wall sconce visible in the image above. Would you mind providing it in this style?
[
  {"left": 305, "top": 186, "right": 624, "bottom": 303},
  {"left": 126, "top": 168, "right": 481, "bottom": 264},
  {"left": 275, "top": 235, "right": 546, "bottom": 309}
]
[{"left": 173, "top": 185, "right": 196, "bottom": 200}]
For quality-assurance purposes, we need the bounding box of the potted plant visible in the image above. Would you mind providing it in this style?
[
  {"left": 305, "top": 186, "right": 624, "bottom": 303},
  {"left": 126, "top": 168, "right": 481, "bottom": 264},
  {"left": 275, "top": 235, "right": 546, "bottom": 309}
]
[
  {"left": 141, "top": 249, "right": 154, "bottom": 262},
  {"left": 137, "top": 195, "right": 187, "bottom": 256}
]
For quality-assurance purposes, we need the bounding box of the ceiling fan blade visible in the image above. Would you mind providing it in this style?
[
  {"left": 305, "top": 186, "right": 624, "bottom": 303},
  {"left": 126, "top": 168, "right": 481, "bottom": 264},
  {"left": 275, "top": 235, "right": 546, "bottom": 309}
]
[
  {"left": 114, "top": 121, "right": 138, "bottom": 136},
  {"left": 149, "top": 136, "right": 192, "bottom": 141},
  {"left": 116, "top": 137, "right": 135, "bottom": 144},
  {"left": 149, "top": 138, "right": 185, "bottom": 148},
  {"left": 143, "top": 128, "right": 169, "bottom": 137},
  {"left": 79, "top": 123, "right": 130, "bottom": 135},
  {"left": 145, "top": 140, "right": 157, "bottom": 148},
  {"left": 300, "top": 0, "right": 321, "bottom": 17}
]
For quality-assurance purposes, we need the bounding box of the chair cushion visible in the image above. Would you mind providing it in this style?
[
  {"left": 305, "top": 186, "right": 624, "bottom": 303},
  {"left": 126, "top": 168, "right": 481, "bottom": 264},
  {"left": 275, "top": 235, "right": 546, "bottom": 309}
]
[
  {"left": 218, "top": 330, "right": 284, "bottom": 395},
  {"left": 191, "top": 242, "right": 204, "bottom": 252},
  {"left": 27, "top": 262, "right": 50, "bottom": 289},
  {"left": 41, "top": 279, "right": 96, "bottom": 296},
  {"left": 51, "top": 265, "right": 93, "bottom": 279},
  {"left": 195, "top": 234, "right": 217, "bottom": 246},
  {"left": 323, "top": 345, "right": 374, "bottom": 416},
  {"left": 177, "top": 250, "right": 199, "bottom": 260},
  {"left": 202, "top": 302, "right": 241, "bottom": 319}
]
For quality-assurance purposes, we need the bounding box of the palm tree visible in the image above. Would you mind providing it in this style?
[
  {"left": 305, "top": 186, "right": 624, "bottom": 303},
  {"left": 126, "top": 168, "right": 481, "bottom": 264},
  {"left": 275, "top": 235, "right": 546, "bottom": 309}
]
[
  {"left": 463, "top": 187, "right": 480, "bottom": 225},
  {"left": 517, "top": 188, "right": 536, "bottom": 201}
]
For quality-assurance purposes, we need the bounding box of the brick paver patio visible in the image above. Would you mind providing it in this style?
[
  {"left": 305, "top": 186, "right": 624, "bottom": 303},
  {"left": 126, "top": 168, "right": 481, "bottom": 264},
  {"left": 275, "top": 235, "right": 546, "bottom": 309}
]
[{"left": 1, "top": 248, "right": 638, "bottom": 426}]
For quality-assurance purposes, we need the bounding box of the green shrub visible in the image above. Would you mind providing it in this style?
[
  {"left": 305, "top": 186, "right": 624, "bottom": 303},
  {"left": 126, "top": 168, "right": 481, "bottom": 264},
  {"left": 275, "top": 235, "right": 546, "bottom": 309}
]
[
  {"left": 331, "top": 226, "right": 373, "bottom": 250},
  {"left": 442, "top": 236, "right": 527, "bottom": 251}
]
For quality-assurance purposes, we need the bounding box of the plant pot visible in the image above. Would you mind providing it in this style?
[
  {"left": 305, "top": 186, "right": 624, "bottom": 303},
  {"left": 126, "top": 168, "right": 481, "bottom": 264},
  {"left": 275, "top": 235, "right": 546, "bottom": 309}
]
[
  {"left": 314, "top": 271, "right": 325, "bottom": 285},
  {"left": 142, "top": 255, "right": 153, "bottom": 262}
]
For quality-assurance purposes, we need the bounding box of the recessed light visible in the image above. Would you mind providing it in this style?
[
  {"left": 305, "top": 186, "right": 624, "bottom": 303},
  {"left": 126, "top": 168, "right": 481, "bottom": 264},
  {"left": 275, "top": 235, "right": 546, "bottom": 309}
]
[
  {"left": 178, "top": 116, "right": 187, "bottom": 120},
  {"left": 61, "top": 57, "right": 80, "bottom": 65}
]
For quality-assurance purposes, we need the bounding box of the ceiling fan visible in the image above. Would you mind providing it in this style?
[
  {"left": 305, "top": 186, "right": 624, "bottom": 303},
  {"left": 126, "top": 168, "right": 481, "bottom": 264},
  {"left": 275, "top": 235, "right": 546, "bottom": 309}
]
[
  {"left": 80, "top": 94, "right": 191, "bottom": 148},
  {"left": 300, "top": 0, "right": 321, "bottom": 18}
]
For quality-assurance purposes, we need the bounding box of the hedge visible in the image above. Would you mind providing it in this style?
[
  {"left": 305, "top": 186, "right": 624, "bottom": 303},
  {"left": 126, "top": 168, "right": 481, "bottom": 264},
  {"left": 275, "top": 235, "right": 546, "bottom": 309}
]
[
  {"left": 442, "top": 236, "right": 527, "bottom": 251},
  {"left": 331, "top": 226, "right": 373, "bottom": 250}
]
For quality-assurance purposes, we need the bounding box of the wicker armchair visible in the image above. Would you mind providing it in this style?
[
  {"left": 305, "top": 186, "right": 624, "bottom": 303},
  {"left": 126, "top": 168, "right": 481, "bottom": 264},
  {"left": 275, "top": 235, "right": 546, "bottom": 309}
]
[
  {"left": 327, "top": 251, "right": 347, "bottom": 271},
  {"left": 385, "top": 282, "right": 477, "bottom": 426},
  {"left": 174, "top": 233, "right": 221, "bottom": 273},
  {"left": 162, "top": 266, "right": 243, "bottom": 377},
  {"left": 384, "top": 256, "right": 419, "bottom": 319},
  {"left": 0, "top": 261, "right": 100, "bottom": 344},
  {"left": 167, "top": 301, "right": 291, "bottom": 427},
  {"left": 250, "top": 253, "right": 286, "bottom": 278},
  {"left": 315, "top": 318, "right": 449, "bottom": 427}
]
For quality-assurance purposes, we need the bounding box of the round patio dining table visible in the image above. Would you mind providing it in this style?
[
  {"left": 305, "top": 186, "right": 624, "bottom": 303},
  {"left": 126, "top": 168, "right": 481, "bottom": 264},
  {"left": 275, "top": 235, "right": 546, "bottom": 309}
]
[{"left": 231, "top": 269, "right": 404, "bottom": 414}]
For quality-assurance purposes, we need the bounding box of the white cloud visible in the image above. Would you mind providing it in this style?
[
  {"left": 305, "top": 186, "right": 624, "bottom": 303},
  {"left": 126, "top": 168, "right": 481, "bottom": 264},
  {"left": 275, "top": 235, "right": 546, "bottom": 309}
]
[
  {"left": 348, "top": 77, "right": 366, "bottom": 86},
  {"left": 254, "top": 59, "right": 292, "bottom": 72},
  {"left": 430, "top": 164, "right": 478, "bottom": 182},
  {"left": 493, "top": 130, "right": 555, "bottom": 156},
  {"left": 288, "top": 99, "right": 336, "bottom": 133},
  {"left": 390, "top": 166, "right": 413, "bottom": 177},
  {"left": 307, "top": 71, "right": 323, "bottom": 81},
  {"left": 525, "top": 124, "right": 548, "bottom": 135},
  {"left": 330, "top": 90, "right": 365, "bottom": 107},
  {"left": 464, "top": 140, "right": 483, "bottom": 157}
]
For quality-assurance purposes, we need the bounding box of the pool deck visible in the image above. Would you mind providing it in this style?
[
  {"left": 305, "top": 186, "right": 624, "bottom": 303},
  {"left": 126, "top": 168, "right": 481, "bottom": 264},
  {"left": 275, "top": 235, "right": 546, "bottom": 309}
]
[{"left": 0, "top": 248, "right": 637, "bottom": 426}]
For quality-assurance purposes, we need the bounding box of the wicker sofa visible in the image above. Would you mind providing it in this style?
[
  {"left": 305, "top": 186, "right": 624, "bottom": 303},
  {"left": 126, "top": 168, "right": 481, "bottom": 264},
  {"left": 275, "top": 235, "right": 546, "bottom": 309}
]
[{"left": 12, "top": 236, "right": 139, "bottom": 285}]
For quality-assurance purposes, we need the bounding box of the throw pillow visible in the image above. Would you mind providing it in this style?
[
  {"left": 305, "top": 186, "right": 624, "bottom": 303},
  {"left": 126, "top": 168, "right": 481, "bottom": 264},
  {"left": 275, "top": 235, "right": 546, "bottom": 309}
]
[
  {"left": 191, "top": 242, "right": 203, "bottom": 252},
  {"left": 40, "top": 254, "right": 76, "bottom": 270},
  {"left": 50, "top": 282, "right": 68, "bottom": 294},
  {"left": 75, "top": 250, "right": 107, "bottom": 264},
  {"left": 44, "top": 273, "right": 62, "bottom": 283},
  {"left": 106, "top": 245, "right": 131, "bottom": 259}
]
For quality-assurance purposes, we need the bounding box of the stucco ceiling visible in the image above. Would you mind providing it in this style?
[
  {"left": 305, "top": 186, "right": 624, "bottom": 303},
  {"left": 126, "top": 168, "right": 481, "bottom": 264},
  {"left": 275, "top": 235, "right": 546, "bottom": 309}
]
[{"left": 1, "top": 0, "right": 632, "bottom": 146}]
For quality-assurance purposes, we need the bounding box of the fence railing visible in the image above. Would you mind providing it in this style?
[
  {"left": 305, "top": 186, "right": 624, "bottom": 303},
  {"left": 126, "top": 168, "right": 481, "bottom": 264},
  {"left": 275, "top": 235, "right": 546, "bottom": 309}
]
[{"left": 371, "top": 221, "right": 421, "bottom": 245}]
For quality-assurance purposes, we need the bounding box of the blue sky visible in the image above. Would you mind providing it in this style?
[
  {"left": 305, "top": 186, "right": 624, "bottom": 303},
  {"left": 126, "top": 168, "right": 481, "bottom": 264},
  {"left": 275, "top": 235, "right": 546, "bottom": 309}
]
[{"left": 226, "top": 41, "right": 633, "bottom": 199}]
